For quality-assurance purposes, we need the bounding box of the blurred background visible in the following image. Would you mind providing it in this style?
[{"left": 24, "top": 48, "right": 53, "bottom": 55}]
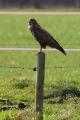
[{"left": 0, "top": 0, "right": 80, "bottom": 10}]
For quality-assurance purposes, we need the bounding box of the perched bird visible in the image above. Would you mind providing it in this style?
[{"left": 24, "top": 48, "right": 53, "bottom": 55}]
[{"left": 28, "top": 18, "right": 66, "bottom": 55}]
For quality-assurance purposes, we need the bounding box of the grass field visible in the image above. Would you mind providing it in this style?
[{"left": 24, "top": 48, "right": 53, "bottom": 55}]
[{"left": 0, "top": 14, "right": 80, "bottom": 120}]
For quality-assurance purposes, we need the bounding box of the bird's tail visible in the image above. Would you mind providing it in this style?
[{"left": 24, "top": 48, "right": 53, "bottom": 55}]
[
  {"left": 56, "top": 45, "right": 66, "bottom": 55},
  {"left": 51, "top": 43, "right": 66, "bottom": 55}
]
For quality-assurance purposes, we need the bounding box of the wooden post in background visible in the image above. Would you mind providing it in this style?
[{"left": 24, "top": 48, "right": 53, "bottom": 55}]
[{"left": 36, "top": 52, "right": 45, "bottom": 120}]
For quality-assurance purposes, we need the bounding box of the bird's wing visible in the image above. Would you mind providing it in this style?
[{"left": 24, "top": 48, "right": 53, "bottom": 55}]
[
  {"left": 30, "top": 25, "right": 66, "bottom": 55},
  {"left": 36, "top": 27, "right": 59, "bottom": 47},
  {"left": 40, "top": 28, "right": 66, "bottom": 55}
]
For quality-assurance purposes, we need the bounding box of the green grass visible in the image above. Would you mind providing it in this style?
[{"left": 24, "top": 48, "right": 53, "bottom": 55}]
[{"left": 0, "top": 14, "right": 80, "bottom": 120}]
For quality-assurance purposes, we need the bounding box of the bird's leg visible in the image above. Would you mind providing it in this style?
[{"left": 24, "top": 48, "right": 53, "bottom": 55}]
[{"left": 40, "top": 47, "right": 42, "bottom": 52}]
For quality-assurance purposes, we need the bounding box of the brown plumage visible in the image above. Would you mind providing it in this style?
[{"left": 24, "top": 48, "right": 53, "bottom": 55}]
[{"left": 28, "top": 19, "right": 66, "bottom": 55}]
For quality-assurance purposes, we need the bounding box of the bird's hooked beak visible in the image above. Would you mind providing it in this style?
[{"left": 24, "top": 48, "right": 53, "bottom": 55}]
[{"left": 28, "top": 20, "right": 33, "bottom": 30}]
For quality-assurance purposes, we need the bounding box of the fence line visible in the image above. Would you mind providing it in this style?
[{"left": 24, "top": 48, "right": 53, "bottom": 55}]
[
  {"left": 0, "top": 65, "right": 80, "bottom": 69},
  {"left": 0, "top": 48, "right": 79, "bottom": 70},
  {"left": 0, "top": 12, "right": 80, "bottom": 15},
  {"left": 0, "top": 48, "right": 80, "bottom": 51}
]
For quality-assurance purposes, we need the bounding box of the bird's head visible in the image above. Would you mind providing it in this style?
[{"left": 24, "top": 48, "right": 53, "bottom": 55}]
[{"left": 28, "top": 19, "right": 39, "bottom": 30}]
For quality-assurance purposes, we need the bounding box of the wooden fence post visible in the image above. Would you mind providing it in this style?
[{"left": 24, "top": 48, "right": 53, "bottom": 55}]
[{"left": 36, "top": 52, "right": 45, "bottom": 120}]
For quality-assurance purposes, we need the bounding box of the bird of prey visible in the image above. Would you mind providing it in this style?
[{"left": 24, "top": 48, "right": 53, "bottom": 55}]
[{"left": 28, "top": 18, "right": 66, "bottom": 55}]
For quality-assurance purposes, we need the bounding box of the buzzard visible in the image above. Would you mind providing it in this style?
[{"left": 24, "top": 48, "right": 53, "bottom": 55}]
[{"left": 28, "top": 19, "right": 66, "bottom": 55}]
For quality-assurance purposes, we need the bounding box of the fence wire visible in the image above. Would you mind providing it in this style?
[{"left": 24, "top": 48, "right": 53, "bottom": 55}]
[
  {"left": 0, "top": 47, "right": 79, "bottom": 69},
  {"left": 0, "top": 65, "right": 80, "bottom": 70}
]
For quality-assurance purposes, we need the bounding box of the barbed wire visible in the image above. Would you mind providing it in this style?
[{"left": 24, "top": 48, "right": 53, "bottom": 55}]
[
  {"left": 46, "top": 65, "right": 80, "bottom": 69},
  {"left": 0, "top": 44, "right": 79, "bottom": 69},
  {"left": 0, "top": 65, "right": 80, "bottom": 70}
]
